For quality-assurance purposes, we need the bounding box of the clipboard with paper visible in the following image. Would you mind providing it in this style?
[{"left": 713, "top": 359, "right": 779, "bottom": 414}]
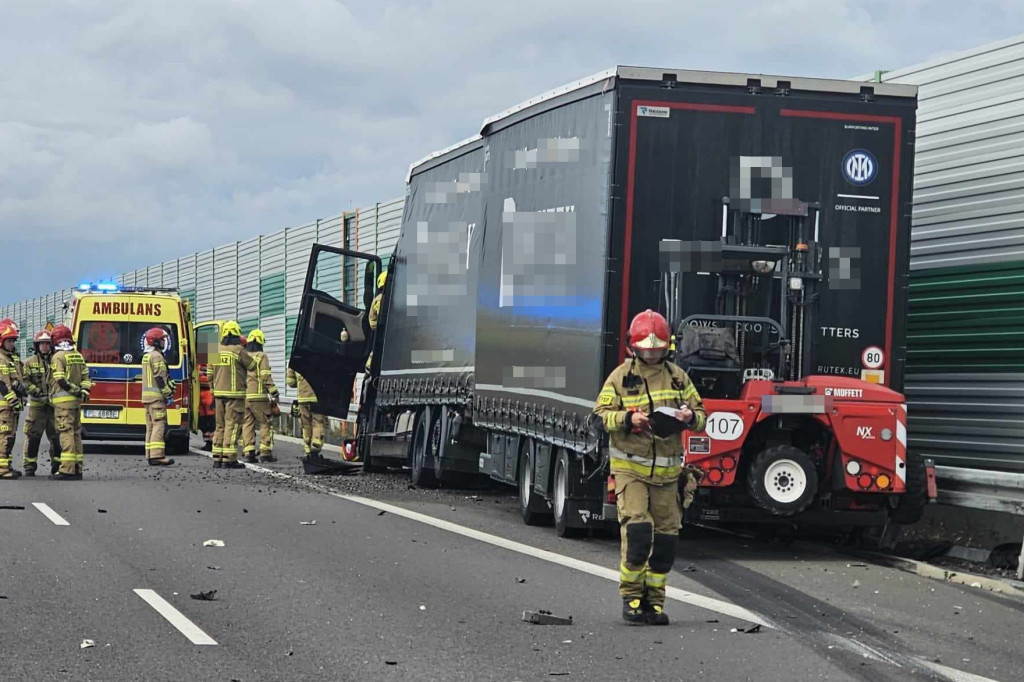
[{"left": 647, "top": 406, "right": 689, "bottom": 438}]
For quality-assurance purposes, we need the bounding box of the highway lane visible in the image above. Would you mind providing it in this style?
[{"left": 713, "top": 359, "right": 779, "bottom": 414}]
[{"left": 1, "top": 436, "right": 1019, "bottom": 682}]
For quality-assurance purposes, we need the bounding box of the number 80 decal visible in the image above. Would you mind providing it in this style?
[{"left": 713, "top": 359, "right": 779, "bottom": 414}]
[{"left": 704, "top": 412, "right": 744, "bottom": 441}]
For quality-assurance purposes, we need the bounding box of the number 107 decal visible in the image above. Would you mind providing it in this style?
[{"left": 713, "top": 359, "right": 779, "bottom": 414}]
[{"left": 705, "top": 412, "right": 744, "bottom": 441}]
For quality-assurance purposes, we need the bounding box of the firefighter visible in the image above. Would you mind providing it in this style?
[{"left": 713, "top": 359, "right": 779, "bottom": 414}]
[
  {"left": 21, "top": 330, "right": 60, "bottom": 476},
  {"left": 242, "top": 329, "right": 280, "bottom": 463},
  {"left": 141, "top": 327, "right": 176, "bottom": 466},
  {"left": 0, "top": 318, "right": 26, "bottom": 479},
  {"left": 210, "top": 321, "right": 258, "bottom": 469},
  {"left": 286, "top": 368, "right": 326, "bottom": 457},
  {"left": 364, "top": 269, "right": 387, "bottom": 372},
  {"left": 197, "top": 363, "right": 215, "bottom": 451},
  {"left": 593, "top": 309, "right": 707, "bottom": 625},
  {"left": 49, "top": 324, "right": 92, "bottom": 480}
]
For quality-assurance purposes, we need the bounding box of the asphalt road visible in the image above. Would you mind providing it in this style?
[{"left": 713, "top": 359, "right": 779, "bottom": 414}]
[{"left": 1, "top": 435, "right": 1020, "bottom": 682}]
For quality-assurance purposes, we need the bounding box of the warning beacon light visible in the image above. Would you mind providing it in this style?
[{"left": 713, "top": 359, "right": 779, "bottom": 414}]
[{"left": 77, "top": 281, "right": 121, "bottom": 293}]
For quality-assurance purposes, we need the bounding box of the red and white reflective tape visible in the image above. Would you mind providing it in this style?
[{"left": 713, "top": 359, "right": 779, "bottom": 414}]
[{"left": 894, "top": 403, "right": 908, "bottom": 485}]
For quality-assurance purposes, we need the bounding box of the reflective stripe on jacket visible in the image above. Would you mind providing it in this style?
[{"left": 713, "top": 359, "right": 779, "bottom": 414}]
[
  {"left": 142, "top": 349, "right": 170, "bottom": 405},
  {"left": 211, "top": 342, "right": 257, "bottom": 398},
  {"left": 285, "top": 368, "right": 317, "bottom": 403},
  {"left": 592, "top": 358, "right": 706, "bottom": 485},
  {"left": 50, "top": 350, "right": 91, "bottom": 406},
  {"left": 23, "top": 353, "right": 52, "bottom": 407},
  {"left": 246, "top": 351, "right": 278, "bottom": 401},
  {"left": 0, "top": 348, "right": 23, "bottom": 408}
]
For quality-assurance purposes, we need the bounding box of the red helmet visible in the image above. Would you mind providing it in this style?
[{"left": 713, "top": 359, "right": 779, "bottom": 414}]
[
  {"left": 145, "top": 327, "right": 168, "bottom": 347},
  {"left": 33, "top": 330, "right": 52, "bottom": 346},
  {"left": 628, "top": 309, "right": 671, "bottom": 364},
  {"left": 0, "top": 319, "right": 19, "bottom": 343},
  {"left": 51, "top": 324, "right": 73, "bottom": 345}
]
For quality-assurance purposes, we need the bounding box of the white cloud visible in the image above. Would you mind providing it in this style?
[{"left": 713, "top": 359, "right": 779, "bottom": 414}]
[{"left": 1, "top": 0, "right": 1021, "bottom": 303}]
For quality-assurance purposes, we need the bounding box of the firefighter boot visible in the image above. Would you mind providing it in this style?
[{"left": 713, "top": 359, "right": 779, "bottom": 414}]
[
  {"left": 222, "top": 460, "right": 246, "bottom": 470},
  {"left": 49, "top": 471, "right": 82, "bottom": 481},
  {"left": 644, "top": 602, "right": 670, "bottom": 626},
  {"left": 259, "top": 453, "right": 277, "bottom": 463},
  {"left": 243, "top": 452, "right": 259, "bottom": 464},
  {"left": 148, "top": 456, "right": 175, "bottom": 466},
  {"left": 622, "top": 598, "right": 646, "bottom": 625}
]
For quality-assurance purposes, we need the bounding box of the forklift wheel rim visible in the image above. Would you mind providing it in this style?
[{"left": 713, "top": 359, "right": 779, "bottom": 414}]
[{"left": 763, "top": 459, "right": 807, "bottom": 504}]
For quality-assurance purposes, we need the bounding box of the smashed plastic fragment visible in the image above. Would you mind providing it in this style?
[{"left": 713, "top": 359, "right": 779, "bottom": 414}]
[
  {"left": 523, "top": 610, "right": 573, "bottom": 625},
  {"left": 203, "top": 539, "right": 225, "bottom": 547},
  {"left": 81, "top": 640, "right": 95, "bottom": 649},
  {"left": 300, "top": 520, "right": 317, "bottom": 526},
  {"left": 190, "top": 590, "right": 218, "bottom": 601}
]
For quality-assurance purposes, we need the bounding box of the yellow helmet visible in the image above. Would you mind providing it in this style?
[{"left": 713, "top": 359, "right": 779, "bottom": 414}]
[
  {"left": 377, "top": 270, "right": 388, "bottom": 289},
  {"left": 221, "top": 320, "right": 241, "bottom": 339},
  {"left": 248, "top": 329, "right": 266, "bottom": 345}
]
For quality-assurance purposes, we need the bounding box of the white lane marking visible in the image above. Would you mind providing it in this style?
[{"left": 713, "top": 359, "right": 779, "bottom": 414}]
[
  {"left": 133, "top": 589, "right": 218, "bottom": 645},
  {"left": 334, "top": 491, "right": 773, "bottom": 627},
  {"left": 190, "top": 451, "right": 1008, "bottom": 682},
  {"left": 32, "top": 502, "right": 70, "bottom": 526}
]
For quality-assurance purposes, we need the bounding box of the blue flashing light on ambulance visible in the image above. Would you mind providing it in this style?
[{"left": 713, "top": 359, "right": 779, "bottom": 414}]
[{"left": 66, "top": 281, "right": 199, "bottom": 454}]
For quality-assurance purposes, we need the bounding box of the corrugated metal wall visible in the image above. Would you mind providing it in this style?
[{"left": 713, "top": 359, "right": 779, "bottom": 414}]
[
  {"left": 874, "top": 34, "right": 1024, "bottom": 471},
  {"left": 0, "top": 197, "right": 404, "bottom": 417}
]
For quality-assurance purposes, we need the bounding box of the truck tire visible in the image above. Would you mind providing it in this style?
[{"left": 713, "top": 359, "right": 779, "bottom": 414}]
[
  {"left": 553, "top": 448, "right": 585, "bottom": 538},
  {"left": 410, "top": 407, "right": 439, "bottom": 488},
  {"left": 519, "top": 439, "right": 551, "bottom": 526},
  {"left": 890, "top": 451, "right": 927, "bottom": 525},
  {"left": 746, "top": 445, "right": 817, "bottom": 516}
]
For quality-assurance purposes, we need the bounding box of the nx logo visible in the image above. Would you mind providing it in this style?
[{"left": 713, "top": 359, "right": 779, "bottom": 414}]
[
  {"left": 842, "top": 149, "right": 877, "bottom": 186},
  {"left": 856, "top": 426, "right": 875, "bottom": 440}
]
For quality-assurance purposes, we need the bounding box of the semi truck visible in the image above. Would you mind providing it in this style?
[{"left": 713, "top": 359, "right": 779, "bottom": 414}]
[{"left": 289, "top": 65, "right": 935, "bottom": 538}]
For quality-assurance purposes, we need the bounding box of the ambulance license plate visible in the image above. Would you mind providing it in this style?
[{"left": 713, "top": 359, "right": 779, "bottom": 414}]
[{"left": 84, "top": 408, "right": 121, "bottom": 420}]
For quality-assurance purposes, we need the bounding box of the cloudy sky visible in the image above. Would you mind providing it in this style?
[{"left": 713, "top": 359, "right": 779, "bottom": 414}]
[{"left": 1, "top": 0, "right": 1021, "bottom": 304}]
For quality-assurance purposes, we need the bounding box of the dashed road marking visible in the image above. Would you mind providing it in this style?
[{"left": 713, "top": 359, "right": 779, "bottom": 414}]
[
  {"left": 32, "top": 502, "right": 69, "bottom": 526},
  {"left": 133, "top": 589, "right": 218, "bottom": 645}
]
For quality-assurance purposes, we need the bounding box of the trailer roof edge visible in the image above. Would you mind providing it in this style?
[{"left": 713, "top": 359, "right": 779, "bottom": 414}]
[{"left": 405, "top": 134, "right": 484, "bottom": 184}]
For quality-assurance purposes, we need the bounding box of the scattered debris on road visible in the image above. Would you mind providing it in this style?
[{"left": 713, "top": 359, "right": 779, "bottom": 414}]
[
  {"left": 847, "top": 563, "right": 868, "bottom": 568},
  {"left": 385, "top": 660, "right": 398, "bottom": 666},
  {"left": 207, "top": 566, "right": 221, "bottom": 570},
  {"left": 515, "top": 577, "right": 527, "bottom": 584},
  {"left": 97, "top": 509, "right": 108, "bottom": 513},
  {"left": 679, "top": 565, "right": 697, "bottom": 572},
  {"left": 203, "top": 539, "right": 225, "bottom": 547},
  {"left": 377, "top": 510, "right": 386, "bottom": 516},
  {"left": 0, "top": 505, "right": 25, "bottom": 510},
  {"left": 523, "top": 610, "right": 573, "bottom": 625},
  {"left": 80, "top": 640, "right": 95, "bottom": 649},
  {"left": 190, "top": 590, "right": 218, "bottom": 601},
  {"left": 300, "top": 520, "right": 317, "bottom": 525},
  {"left": 851, "top": 580, "right": 861, "bottom": 588}
]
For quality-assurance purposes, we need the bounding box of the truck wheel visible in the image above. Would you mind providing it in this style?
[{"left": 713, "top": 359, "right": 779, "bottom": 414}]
[
  {"left": 890, "top": 451, "right": 927, "bottom": 525},
  {"left": 519, "top": 439, "right": 551, "bottom": 526},
  {"left": 553, "top": 448, "right": 585, "bottom": 538},
  {"left": 410, "top": 407, "right": 439, "bottom": 488},
  {"left": 747, "top": 445, "right": 817, "bottom": 516}
]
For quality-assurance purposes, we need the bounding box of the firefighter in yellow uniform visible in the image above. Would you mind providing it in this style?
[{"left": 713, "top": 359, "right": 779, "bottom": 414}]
[
  {"left": 22, "top": 330, "right": 60, "bottom": 476},
  {"left": 364, "top": 269, "right": 386, "bottom": 372},
  {"left": 210, "top": 321, "right": 258, "bottom": 469},
  {"left": 286, "top": 368, "right": 326, "bottom": 456},
  {"left": 0, "top": 319, "right": 26, "bottom": 479},
  {"left": 49, "top": 324, "right": 92, "bottom": 480},
  {"left": 141, "top": 327, "right": 176, "bottom": 466},
  {"left": 242, "top": 329, "right": 280, "bottom": 464},
  {"left": 593, "top": 310, "right": 706, "bottom": 626}
]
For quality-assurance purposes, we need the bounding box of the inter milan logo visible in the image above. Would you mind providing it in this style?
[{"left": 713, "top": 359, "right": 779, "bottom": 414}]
[{"left": 842, "top": 149, "right": 877, "bottom": 186}]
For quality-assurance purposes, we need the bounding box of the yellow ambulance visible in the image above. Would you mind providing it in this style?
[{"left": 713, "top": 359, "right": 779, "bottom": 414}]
[{"left": 68, "top": 282, "right": 198, "bottom": 454}]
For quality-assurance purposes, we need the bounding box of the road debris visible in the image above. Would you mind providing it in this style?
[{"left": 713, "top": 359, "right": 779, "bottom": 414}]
[
  {"left": 851, "top": 580, "right": 861, "bottom": 588},
  {"left": 516, "top": 577, "right": 527, "bottom": 584},
  {"left": 419, "top": 605, "right": 426, "bottom": 611},
  {"left": 300, "top": 520, "right": 317, "bottom": 525},
  {"left": 678, "top": 565, "right": 697, "bottom": 572},
  {"left": 377, "top": 510, "right": 386, "bottom": 516},
  {"left": 190, "top": 590, "right": 218, "bottom": 601},
  {"left": 207, "top": 566, "right": 222, "bottom": 570},
  {"left": 523, "top": 610, "right": 573, "bottom": 625},
  {"left": 847, "top": 563, "right": 868, "bottom": 568},
  {"left": 80, "top": 640, "right": 95, "bottom": 649},
  {"left": 203, "top": 539, "right": 225, "bottom": 547},
  {"left": 385, "top": 660, "right": 398, "bottom": 666},
  {"left": 0, "top": 505, "right": 25, "bottom": 510},
  {"left": 97, "top": 509, "right": 108, "bottom": 513}
]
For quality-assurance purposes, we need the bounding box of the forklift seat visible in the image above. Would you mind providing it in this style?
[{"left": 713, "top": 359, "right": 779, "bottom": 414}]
[{"left": 674, "top": 325, "right": 744, "bottom": 399}]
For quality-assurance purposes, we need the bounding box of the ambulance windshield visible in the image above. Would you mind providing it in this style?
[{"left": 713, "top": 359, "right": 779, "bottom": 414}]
[{"left": 79, "top": 322, "right": 180, "bottom": 366}]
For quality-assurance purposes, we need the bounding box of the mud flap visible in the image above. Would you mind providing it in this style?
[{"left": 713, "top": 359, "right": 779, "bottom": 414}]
[{"left": 301, "top": 451, "right": 363, "bottom": 476}]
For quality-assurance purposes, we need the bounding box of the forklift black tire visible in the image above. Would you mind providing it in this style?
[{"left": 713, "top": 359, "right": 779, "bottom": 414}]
[
  {"left": 519, "top": 439, "right": 551, "bottom": 526},
  {"left": 410, "top": 407, "right": 439, "bottom": 488},
  {"left": 553, "top": 448, "right": 585, "bottom": 538},
  {"left": 890, "top": 451, "right": 927, "bottom": 525},
  {"left": 747, "top": 445, "right": 817, "bottom": 516}
]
